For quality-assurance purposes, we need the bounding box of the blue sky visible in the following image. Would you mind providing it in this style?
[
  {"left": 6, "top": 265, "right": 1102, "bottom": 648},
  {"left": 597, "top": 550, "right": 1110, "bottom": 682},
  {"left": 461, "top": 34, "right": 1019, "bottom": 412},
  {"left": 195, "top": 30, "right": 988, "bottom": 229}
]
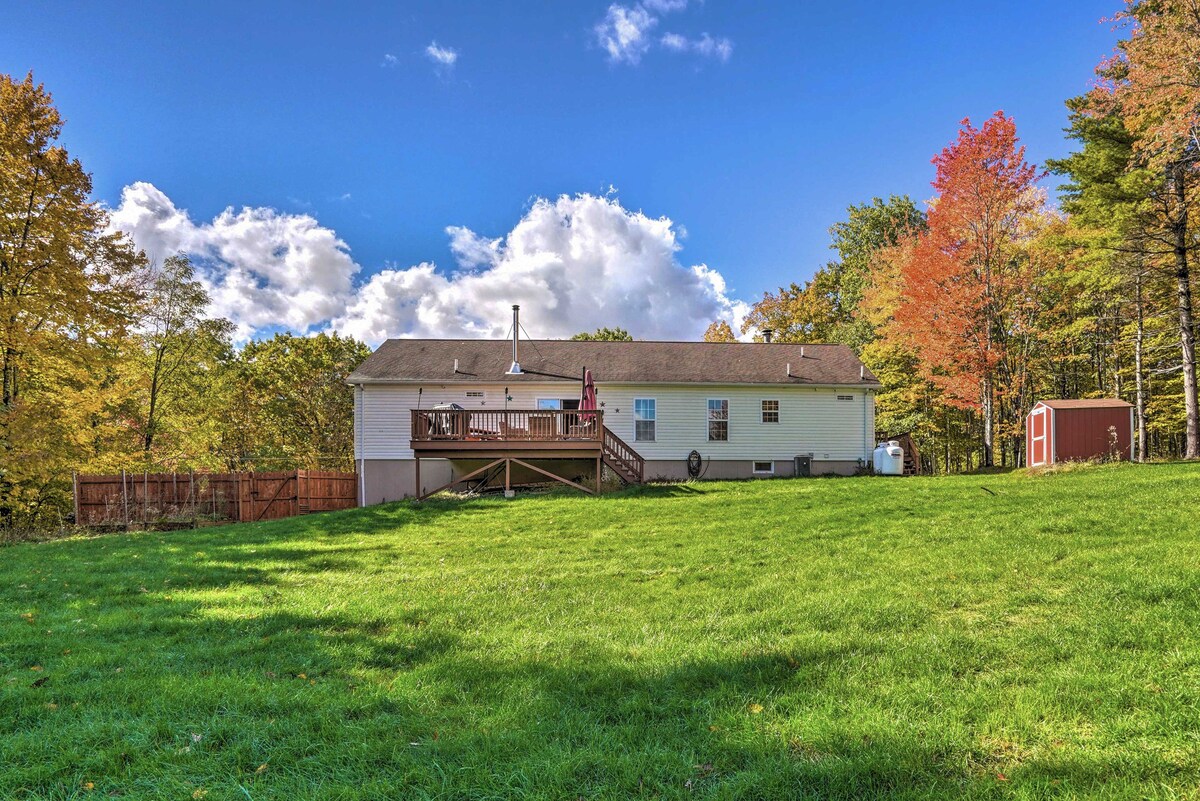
[{"left": 3, "top": 1, "right": 1118, "bottom": 342}]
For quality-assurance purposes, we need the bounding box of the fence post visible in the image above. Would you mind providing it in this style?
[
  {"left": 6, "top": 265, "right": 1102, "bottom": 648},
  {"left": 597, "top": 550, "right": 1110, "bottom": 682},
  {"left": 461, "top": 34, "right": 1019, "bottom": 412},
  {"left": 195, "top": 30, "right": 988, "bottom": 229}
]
[
  {"left": 121, "top": 469, "right": 129, "bottom": 529},
  {"left": 72, "top": 471, "right": 80, "bottom": 526}
]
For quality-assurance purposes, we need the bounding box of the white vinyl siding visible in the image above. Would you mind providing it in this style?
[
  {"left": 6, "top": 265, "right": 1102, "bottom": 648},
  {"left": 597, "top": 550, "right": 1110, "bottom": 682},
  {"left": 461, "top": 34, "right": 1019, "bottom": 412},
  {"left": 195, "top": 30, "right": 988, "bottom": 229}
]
[{"left": 356, "top": 381, "right": 875, "bottom": 463}]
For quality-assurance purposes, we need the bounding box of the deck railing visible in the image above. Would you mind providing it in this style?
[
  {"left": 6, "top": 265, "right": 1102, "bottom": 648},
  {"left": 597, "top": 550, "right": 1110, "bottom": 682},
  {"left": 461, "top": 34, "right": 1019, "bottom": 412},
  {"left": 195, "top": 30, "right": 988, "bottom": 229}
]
[{"left": 411, "top": 408, "right": 604, "bottom": 443}]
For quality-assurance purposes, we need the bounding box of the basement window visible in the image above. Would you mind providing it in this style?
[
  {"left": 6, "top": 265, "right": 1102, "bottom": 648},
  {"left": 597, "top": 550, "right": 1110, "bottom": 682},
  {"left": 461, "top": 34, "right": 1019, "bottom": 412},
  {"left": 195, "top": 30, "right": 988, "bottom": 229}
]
[{"left": 753, "top": 461, "right": 774, "bottom": 475}]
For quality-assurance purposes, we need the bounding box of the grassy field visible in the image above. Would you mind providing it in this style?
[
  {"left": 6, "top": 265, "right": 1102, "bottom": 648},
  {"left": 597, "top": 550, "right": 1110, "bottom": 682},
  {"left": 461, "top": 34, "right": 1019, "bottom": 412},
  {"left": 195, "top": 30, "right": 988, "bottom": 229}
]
[{"left": 2, "top": 463, "right": 1199, "bottom": 800}]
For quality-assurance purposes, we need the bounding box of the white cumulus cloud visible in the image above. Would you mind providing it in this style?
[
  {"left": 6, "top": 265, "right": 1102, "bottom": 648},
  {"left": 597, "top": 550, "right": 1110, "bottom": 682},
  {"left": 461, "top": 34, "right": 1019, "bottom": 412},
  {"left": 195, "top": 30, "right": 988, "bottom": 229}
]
[
  {"left": 108, "top": 182, "right": 358, "bottom": 340},
  {"left": 661, "top": 32, "right": 732, "bottom": 61},
  {"left": 335, "top": 193, "right": 749, "bottom": 342},
  {"left": 595, "top": 2, "right": 732, "bottom": 65},
  {"left": 595, "top": 4, "right": 658, "bottom": 64},
  {"left": 109, "top": 184, "right": 748, "bottom": 345},
  {"left": 424, "top": 41, "right": 458, "bottom": 68}
]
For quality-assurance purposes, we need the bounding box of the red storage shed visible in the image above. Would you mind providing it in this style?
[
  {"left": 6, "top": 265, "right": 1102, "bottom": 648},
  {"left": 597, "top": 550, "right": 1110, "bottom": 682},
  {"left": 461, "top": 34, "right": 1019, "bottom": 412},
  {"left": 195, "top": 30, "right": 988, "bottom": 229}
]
[{"left": 1026, "top": 399, "right": 1134, "bottom": 466}]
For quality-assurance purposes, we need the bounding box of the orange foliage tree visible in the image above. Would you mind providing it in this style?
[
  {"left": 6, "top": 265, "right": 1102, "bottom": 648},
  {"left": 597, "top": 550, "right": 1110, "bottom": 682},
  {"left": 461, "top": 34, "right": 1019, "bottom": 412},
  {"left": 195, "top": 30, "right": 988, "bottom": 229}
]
[{"left": 884, "top": 112, "right": 1044, "bottom": 466}]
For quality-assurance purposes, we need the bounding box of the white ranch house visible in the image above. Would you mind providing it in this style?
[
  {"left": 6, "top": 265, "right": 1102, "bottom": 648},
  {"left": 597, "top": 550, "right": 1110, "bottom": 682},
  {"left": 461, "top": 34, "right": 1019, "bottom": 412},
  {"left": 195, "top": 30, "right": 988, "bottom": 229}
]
[{"left": 348, "top": 337, "right": 880, "bottom": 502}]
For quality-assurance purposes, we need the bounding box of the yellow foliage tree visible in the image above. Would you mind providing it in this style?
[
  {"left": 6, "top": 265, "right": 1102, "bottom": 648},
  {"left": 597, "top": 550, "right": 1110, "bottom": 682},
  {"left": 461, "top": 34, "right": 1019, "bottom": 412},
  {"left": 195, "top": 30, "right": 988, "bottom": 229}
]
[{"left": 0, "top": 74, "right": 144, "bottom": 530}]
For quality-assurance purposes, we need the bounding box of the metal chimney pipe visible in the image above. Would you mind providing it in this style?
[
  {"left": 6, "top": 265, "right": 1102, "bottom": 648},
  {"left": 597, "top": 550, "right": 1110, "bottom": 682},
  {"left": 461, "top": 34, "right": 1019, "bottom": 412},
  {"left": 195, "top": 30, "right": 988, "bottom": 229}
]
[
  {"left": 762, "top": 328, "right": 774, "bottom": 344},
  {"left": 506, "top": 304, "right": 523, "bottom": 375}
]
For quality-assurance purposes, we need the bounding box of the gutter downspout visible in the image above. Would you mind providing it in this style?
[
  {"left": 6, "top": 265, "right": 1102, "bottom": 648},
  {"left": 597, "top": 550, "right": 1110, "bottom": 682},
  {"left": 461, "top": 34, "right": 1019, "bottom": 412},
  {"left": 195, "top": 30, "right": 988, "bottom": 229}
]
[{"left": 356, "top": 384, "right": 366, "bottom": 507}]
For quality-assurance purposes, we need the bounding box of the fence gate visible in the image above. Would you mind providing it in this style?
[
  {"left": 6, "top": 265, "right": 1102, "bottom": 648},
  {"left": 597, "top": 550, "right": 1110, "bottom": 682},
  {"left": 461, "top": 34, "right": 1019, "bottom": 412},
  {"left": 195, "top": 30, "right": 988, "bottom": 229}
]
[
  {"left": 73, "top": 469, "right": 358, "bottom": 528},
  {"left": 238, "top": 472, "right": 299, "bottom": 522}
]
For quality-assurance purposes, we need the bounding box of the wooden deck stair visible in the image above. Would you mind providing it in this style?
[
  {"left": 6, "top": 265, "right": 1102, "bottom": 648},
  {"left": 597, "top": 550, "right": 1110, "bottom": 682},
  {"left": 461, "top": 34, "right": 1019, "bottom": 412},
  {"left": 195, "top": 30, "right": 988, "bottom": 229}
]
[{"left": 601, "top": 426, "right": 644, "bottom": 485}]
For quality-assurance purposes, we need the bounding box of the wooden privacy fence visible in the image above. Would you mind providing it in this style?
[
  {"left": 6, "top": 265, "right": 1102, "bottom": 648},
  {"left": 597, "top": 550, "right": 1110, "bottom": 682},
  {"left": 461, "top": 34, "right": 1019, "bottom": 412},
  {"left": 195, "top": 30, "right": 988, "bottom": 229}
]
[{"left": 73, "top": 470, "right": 359, "bottom": 527}]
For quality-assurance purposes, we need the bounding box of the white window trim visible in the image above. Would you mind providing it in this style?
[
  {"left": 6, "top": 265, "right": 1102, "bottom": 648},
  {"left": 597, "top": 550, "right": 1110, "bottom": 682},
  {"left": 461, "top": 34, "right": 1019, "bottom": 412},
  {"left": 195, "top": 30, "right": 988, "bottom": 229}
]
[
  {"left": 707, "top": 398, "right": 729, "bottom": 442},
  {"left": 760, "top": 399, "right": 780, "bottom": 424},
  {"left": 634, "top": 397, "right": 657, "bottom": 443},
  {"left": 752, "top": 460, "right": 774, "bottom": 475}
]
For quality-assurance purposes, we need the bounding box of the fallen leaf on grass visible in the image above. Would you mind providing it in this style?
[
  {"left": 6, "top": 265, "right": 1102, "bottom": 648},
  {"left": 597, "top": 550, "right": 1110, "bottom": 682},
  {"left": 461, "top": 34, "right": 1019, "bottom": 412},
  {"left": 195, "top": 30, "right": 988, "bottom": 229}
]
[
  {"left": 748, "top": 704, "right": 764, "bottom": 714},
  {"left": 255, "top": 763, "right": 268, "bottom": 775},
  {"left": 82, "top": 782, "right": 94, "bottom": 790},
  {"left": 30, "top": 665, "right": 43, "bottom": 672},
  {"left": 996, "top": 773, "right": 1008, "bottom": 781}
]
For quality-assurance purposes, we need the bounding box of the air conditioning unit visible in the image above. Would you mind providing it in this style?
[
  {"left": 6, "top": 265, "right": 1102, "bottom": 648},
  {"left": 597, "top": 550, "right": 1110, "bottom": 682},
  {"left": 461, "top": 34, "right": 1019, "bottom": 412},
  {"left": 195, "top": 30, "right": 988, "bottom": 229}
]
[{"left": 794, "top": 455, "right": 812, "bottom": 477}]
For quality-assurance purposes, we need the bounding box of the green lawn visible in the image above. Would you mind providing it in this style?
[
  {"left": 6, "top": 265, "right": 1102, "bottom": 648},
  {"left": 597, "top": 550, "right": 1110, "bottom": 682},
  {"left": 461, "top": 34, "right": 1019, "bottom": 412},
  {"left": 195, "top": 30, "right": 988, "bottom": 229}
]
[{"left": 2, "top": 464, "right": 1199, "bottom": 800}]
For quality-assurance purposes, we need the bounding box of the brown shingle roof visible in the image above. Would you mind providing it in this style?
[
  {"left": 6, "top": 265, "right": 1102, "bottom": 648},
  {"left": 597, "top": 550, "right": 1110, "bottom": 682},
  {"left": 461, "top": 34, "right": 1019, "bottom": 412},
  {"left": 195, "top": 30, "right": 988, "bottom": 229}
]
[
  {"left": 348, "top": 340, "right": 880, "bottom": 387},
  {"left": 1038, "top": 398, "right": 1133, "bottom": 410}
]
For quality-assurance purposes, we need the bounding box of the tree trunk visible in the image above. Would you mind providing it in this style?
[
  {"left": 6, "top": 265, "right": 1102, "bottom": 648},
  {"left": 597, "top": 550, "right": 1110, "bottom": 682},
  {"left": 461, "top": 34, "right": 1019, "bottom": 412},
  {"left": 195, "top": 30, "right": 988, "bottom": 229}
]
[
  {"left": 1170, "top": 163, "right": 1199, "bottom": 459},
  {"left": 144, "top": 346, "right": 165, "bottom": 454},
  {"left": 981, "top": 375, "right": 995, "bottom": 468},
  {"left": 1134, "top": 270, "right": 1148, "bottom": 462}
]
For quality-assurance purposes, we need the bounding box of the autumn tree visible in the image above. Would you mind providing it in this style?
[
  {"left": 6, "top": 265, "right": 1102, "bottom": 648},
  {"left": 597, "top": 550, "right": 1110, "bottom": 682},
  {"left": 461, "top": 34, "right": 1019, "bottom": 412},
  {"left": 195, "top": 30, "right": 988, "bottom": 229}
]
[
  {"left": 1088, "top": 0, "right": 1200, "bottom": 458},
  {"left": 135, "top": 255, "right": 234, "bottom": 457},
  {"left": 570, "top": 327, "right": 633, "bottom": 341},
  {"left": 702, "top": 320, "right": 738, "bottom": 342},
  {"left": 885, "top": 112, "right": 1043, "bottom": 467},
  {"left": 742, "top": 197, "right": 924, "bottom": 348},
  {"left": 0, "top": 74, "right": 143, "bottom": 529},
  {"left": 222, "top": 333, "right": 371, "bottom": 471}
]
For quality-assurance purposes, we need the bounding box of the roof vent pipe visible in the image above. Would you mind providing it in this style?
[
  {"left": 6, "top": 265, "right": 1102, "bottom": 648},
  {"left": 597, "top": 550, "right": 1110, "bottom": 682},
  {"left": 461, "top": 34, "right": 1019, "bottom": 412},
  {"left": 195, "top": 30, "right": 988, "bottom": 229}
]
[
  {"left": 860, "top": 365, "right": 865, "bottom": 380},
  {"left": 453, "top": 358, "right": 459, "bottom": 373},
  {"left": 786, "top": 362, "right": 791, "bottom": 378},
  {"left": 506, "top": 304, "right": 523, "bottom": 375},
  {"left": 762, "top": 328, "right": 774, "bottom": 343},
  {"left": 800, "top": 346, "right": 805, "bottom": 358}
]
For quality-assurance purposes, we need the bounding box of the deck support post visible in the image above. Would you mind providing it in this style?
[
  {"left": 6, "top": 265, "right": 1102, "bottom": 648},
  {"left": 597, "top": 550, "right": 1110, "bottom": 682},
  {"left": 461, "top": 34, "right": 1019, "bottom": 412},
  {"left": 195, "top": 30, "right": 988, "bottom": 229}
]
[
  {"left": 414, "top": 456, "right": 420, "bottom": 501},
  {"left": 596, "top": 455, "right": 602, "bottom": 494},
  {"left": 505, "top": 458, "right": 512, "bottom": 498}
]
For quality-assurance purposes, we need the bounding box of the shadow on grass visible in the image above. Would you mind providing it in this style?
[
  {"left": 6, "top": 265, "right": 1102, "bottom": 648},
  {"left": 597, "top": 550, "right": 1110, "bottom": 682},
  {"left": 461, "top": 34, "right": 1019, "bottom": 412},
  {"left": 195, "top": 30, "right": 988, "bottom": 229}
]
[{"left": 2, "top": 548, "right": 1116, "bottom": 801}]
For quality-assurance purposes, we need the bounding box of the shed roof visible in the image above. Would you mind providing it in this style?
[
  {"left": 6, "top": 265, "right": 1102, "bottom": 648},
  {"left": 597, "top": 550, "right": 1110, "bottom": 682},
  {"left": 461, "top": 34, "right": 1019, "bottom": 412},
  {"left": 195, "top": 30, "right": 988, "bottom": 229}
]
[
  {"left": 347, "top": 339, "right": 880, "bottom": 387},
  {"left": 1036, "top": 398, "right": 1133, "bottom": 410}
]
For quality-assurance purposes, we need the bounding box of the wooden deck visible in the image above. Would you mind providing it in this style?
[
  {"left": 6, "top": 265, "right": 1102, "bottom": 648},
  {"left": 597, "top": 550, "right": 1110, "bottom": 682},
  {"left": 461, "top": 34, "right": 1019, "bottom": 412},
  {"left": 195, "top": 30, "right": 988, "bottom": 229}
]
[{"left": 410, "top": 408, "right": 643, "bottom": 498}]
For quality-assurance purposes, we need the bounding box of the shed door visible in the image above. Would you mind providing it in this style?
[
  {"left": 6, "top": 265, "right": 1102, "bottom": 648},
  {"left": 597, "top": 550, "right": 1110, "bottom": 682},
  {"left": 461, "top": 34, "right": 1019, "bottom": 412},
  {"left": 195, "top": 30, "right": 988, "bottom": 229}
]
[{"left": 1029, "top": 407, "right": 1049, "bottom": 466}]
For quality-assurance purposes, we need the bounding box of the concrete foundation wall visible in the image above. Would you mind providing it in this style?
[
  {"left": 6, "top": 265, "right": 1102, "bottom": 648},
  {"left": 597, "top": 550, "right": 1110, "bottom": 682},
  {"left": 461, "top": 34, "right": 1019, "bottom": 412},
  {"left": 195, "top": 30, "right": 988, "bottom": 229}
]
[
  {"left": 643, "top": 458, "right": 861, "bottom": 481},
  {"left": 361, "top": 457, "right": 862, "bottom": 504},
  {"left": 360, "top": 459, "right": 453, "bottom": 505}
]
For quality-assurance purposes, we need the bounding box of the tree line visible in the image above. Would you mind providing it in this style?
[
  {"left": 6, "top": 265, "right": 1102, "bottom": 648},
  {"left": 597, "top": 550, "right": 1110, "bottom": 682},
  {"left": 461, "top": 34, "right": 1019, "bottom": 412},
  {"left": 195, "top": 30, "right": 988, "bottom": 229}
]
[
  {"left": 0, "top": 75, "right": 370, "bottom": 533},
  {"left": 707, "top": 1, "right": 1200, "bottom": 471},
  {"left": 4, "top": 1, "right": 1198, "bottom": 531}
]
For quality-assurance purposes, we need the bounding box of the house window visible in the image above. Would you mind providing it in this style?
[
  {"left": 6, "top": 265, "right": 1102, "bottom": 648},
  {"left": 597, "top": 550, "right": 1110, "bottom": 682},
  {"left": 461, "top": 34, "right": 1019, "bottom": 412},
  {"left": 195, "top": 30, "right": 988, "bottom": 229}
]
[
  {"left": 761, "top": 399, "right": 779, "bottom": 424},
  {"left": 634, "top": 398, "right": 656, "bottom": 442},
  {"left": 537, "top": 398, "right": 581, "bottom": 410},
  {"left": 837, "top": 395, "right": 854, "bottom": 401},
  {"left": 708, "top": 399, "right": 729, "bottom": 441},
  {"left": 753, "top": 461, "right": 774, "bottom": 474}
]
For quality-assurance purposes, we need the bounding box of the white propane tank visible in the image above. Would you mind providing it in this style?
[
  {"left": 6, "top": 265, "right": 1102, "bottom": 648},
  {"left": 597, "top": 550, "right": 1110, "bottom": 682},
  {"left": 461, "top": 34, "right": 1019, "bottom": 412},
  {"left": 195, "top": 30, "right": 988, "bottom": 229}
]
[{"left": 873, "top": 440, "right": 905, "bottom": 476}]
